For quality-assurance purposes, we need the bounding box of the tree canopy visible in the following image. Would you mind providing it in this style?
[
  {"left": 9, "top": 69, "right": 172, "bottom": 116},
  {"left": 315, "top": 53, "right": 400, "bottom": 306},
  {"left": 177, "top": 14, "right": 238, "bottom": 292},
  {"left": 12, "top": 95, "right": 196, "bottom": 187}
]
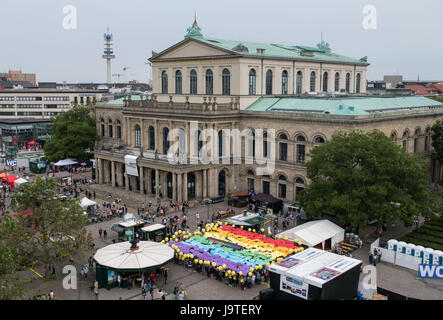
[
  {"left": 298, "top": 130, "right": 441, "bottom": 227},
  {"left": 11, "top": 177, "right": 88, "bottom": 278},
  {"left": 44, "top": 105, "right": 98, "bottom": 162},
  {"left": 431, "top": 119, "right": 443, "bottom": 163}
]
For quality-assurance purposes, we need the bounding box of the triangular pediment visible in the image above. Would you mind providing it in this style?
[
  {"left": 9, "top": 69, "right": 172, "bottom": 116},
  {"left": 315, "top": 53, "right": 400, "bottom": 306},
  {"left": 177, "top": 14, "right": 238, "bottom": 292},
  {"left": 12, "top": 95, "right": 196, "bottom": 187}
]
[{"left": 150, "top": 38, "right": 237, "bottom": 61}]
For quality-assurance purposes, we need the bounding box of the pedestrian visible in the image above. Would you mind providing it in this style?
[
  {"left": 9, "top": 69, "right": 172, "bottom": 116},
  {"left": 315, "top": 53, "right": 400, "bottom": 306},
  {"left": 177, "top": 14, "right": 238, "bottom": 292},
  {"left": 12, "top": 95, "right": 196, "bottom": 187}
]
[
  {"left": 93, "top": 191, "right": 96, "bottom": 199},
  {"left": 164, "top": 268, "right": 168, "bottom": 284},
  {"left": 117, "top": 274, "right": 121, "bottom": 288},
  {"left": 150, "top": 286, "right": 154, "bottom": 300},
  {"left": 142, "top": 286, "right": 147, "bottom": 300},
  {"left": 157, "top": 289, "right": 164, "bottom": 300},
  {"left": 369, "top": 250, "right": 373, "bottom": 264},
  {"left": 49, "top": 290, "right": 54, "bottom": 300},
  {"left": 173, "top": 284, "right": 179, "bottom": 300},
  {"left": 98, "top": 228, "right": 102, "bottom": 239},
  {"left": 94, "top": 280, "right": 99, "bottom": 296},
  {"left": 178, "top": 290, "right": 185, "bottom": 300},
  {"left": 103, "top": 229, "right": 107, "bottom": 239}
]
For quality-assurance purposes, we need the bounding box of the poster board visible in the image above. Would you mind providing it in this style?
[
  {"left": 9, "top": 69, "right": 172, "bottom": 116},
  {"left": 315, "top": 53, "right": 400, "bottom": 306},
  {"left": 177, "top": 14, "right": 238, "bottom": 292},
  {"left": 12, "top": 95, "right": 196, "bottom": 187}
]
[
  {"left": 124, "top": 155, "right": 138, "bottom": 176},
  {"left": 280, "top": 275, "right": 309, "bottom": 300}
]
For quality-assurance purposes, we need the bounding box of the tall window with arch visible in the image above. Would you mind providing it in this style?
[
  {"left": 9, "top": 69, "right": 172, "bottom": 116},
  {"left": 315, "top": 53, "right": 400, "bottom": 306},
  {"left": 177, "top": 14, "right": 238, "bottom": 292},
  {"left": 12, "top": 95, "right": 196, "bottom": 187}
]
[
  {"left": 296, "top": 71, "right": 303, "bottom": 94},
  {"left": 205, "top": 69, "right": 213, "bottom": 95},
  {"left": 194, "top": 130, "right": 203, "bottom": 156},
  {"left": 161, "top": 71, "right": 168, "bottom": 94},
  {"left": 356, "top": 73, "right": 361, "bottom": 93},
  {"left": 222, "top": 69, "right": 230, "bottom": 95},
  {"left": 135, "top": 125, "right": 141, "bottom": 148},
  {"left": 335, "top": 72, "right": 340, "bottom": 92},
  {"left": 190, "top": 69, "right": 197, "bottom": 94},
  {"left": 279, "top": 133, "right": 288, "bottom": 161},
  {"left": 218, "top": 130, "right": 226, "bottom": 157},
  {"left": 162, "top": 127, "right": 169, "bottom": 155},
  {"left": 295, "top": 177, "right": 305, "bottom": 199},
  {"left": 296, "top": 135, "right": 306, "bottom": 163},
  {"left": 281, "top": 70, "right": 288, "bottom": 95},
  {"left": 148, "top": 126, "right": 155, "bottom": 150},
  {"left": 175, "top": 70, "right": 182, "bottom": 94},
  {"left": 323, "top": 72, "right": 328, "bottom": 92},
  {"left": 248, "top": 69, "right": 256, "bottom": 95},
  {"left": 310, "top": 71, "right": 316, "bottom": 92},
  {"left": 108, "top": 119, "right": 113, "bottom": 138},
  {"left": 246, "top": 130, "right": 255, "bottom": 157},
  {"left": 314, "top": 136, "right": 325, "bottom": 144},
  {"left": 278, "top": 175, "right": 287, "bottom": 199},
  {"left": 263, "top": 131, "right": 269, "bottom": 158},
  {"left": 266, "top": 70, "right": 273, "bottom": 95},
  {"left": 346, "top": 73, "right": 351, "bottom": 93},
  {"left": 116, "top": 120, "right": 121, "bottom": 139}
]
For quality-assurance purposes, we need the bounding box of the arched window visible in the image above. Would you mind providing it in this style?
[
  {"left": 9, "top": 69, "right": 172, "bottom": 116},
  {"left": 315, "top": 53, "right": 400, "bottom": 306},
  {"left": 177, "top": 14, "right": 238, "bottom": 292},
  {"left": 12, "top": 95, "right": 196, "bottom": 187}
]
[
  {"left": 356, "top": 73, "right": 361, "bottom": 93},
  {"left": 161, "top": 71, "right": 168, "bottom": 94},
  {"left": 116, "top": 120, "right": 121, "bottom": 139},
  {"left": 218, "top": 130, "right": 225, "bottom": 157},
  {"left": 425, "top": 127, "right": 431, "bottom": 151},
  {"left": 295, "top": 177, "right": 305, "bottom": 199},
  {"left": 135, "top": 125, "right": 141, "bottom": 148},
  {"left": 222, "top": 69, "right": 230, "bottom": 95},
  {"left": 162, "top": 127, "right": 169, "bottom": 154},
  {"left": 218, "top": 170, "right": 226, "bottom": 196},
  {"left": 278, "top": 175, "right": 287, "bottom": 199},
  {"left": 108, "top": 119, "right": 113, "bottom": 138},
  {"left": 310, "top": 71, "right": 316, "bottom": 92},
  {"left": 205, "top": 69, "right": 213, "bottom": 95},
  {"left": 247, "top": 170, "right": 254, "bottom": 175},
  {"left": 282, "top": 70, "right": 288, "bottom": 95},
  {"left": 314, "top": 136, "right": 325, "bottom": 144},
  {"left": 346, "top": 73, "right": 351, "bottom": 93},
  {"left": 194, "top": 130, "right": 202, "bottom": 156},
  {"left": 297, "top": 135, "right": 306, "bottom": 163},
  {"left": 323, "top": 72, "right": 328, "bottom": 92},
  {"left": 279, "top": 133, "right": 288, "bottom": 161},
  {"left": 248, "top": 69, "right": 256, "bottom": 95},
  {"left": 390, "top": 132, "right": 397, "bottom": 141},
  {"left": 247, "top": 130, "right": 255, "bottom": 157},
  {"left": 175, "top": 70, "right": 182, "bottom": 94},
  {"left": 148, "top": 126, "right": 155, "bottom": 150},
  {"left": 190, "top": 69, "right": 197, "bottom": 94},
  {"left": 266, "top": 70, "right": 273, "bottom": 95},
  {"left": 335, "top": 72, "right": 340, "bottom": 92},
  {"left": 296, "top": 71, "right": 303, "bottom": 94}
]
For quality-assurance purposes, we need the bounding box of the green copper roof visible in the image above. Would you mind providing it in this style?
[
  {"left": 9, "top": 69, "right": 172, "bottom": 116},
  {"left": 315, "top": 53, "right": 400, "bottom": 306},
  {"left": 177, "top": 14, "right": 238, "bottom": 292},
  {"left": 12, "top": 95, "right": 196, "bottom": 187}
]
[
  {"left": 190, "top": 36, "right": 368, "bottom": 65},
  {"left": 102, "top": 95, "right": 145, "bottom": 105},
  {"left": 245, "top": 96, "right": 443, "bottom": 116}
]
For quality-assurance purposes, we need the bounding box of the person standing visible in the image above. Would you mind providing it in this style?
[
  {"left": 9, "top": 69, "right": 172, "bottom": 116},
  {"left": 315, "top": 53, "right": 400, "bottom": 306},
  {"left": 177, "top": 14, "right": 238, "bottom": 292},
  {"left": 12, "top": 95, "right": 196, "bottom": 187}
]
[
  {"left": 103, "top": 229, "right": 107, "bottom": 239},
  {"left": 49, "top": 290, "right": 54, "bottom": 300},
  {"left": 173, "top": 284, "right": 179, "bottom": 300},
  {"left": 178, "top": 290, "right": 185, "bottom": 300},
  {"left": 164, "top": 268, "right": 168, "bottom": 284},
  {"left": 98, "top": 228, "right": 103, "bottom": 239},
  {"left": 117, "top": 274, "right": 121, "bottom": 288},
  {"left": 94, "top": 280, "right": 99, "bottom": 296}
]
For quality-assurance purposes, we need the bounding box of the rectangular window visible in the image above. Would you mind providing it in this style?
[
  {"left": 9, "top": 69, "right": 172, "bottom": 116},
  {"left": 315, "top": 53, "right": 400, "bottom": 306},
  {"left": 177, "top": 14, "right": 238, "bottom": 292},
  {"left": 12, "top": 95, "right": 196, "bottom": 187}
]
[
  {"left": 297, "top": 144, "right": 305, "bottom": 163},
  {"left": 262, "top": 181, "right": 270, "bottom": 195},
  {"left": 279, "top": 143, "right": 287, "bottom": 161},
  {"left": 278, "top": 183, "right": 286, "bottom": 199},
  {"left": 247, "top": 178, "right": 254, "bottom": 193},
  {"left": 414, "top": 138, "right": 417, "bottom": 153}
]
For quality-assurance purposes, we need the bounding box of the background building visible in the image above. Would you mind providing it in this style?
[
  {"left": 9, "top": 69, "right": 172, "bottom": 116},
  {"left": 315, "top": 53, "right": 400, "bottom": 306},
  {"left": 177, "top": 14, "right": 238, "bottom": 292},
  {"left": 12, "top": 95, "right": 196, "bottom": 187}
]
[{"left": 0, "top": 70, "right": 37, "bottom": 86}]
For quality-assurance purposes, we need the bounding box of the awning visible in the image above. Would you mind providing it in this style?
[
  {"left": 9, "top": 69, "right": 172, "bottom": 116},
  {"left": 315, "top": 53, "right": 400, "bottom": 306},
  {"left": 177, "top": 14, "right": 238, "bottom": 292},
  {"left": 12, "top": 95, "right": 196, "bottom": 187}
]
[
  {"left": 54, "top": 159, "right": 78, "bottom": 166},
  {"left": 277, "top": 220, "right": 345, "bottom": 248},
  {"left": 80, "top": 197, "right": 97, "bottom": 209},
  {"left": 93, "top": 241, "right": 174, "bottom": 271}
]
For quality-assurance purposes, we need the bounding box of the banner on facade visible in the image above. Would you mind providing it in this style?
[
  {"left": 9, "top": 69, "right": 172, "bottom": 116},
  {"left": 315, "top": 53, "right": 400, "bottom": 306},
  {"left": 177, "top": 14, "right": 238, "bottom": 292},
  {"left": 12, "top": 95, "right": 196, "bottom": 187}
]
[
  {"left": 124, "top": 155, "right": 138, "bottom": 176},
  {"left": 280, "top": 275, "right": 309, "bottom": 300}
]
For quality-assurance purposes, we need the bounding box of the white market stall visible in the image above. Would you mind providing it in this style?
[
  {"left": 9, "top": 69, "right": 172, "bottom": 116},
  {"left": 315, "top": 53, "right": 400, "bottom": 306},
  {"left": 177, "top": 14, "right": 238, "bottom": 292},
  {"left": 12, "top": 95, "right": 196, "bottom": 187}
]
[
  {"left": 80, "top": 197, "right": 97, "bottom": 209},
  {"left": 277, "top": 220, "right": 344, "bottom": 250},
  {"left": 267, "top": 247, "right": 362, "bottom": 300},
  {"left": 14, "top": 177, "right": 29, "bottom": 188},
  {"left": 93, "top": 240, "right": 174, "bottom": 289},
  {"left": 54, "top": 158, "right": 78, "bottom": 166}
]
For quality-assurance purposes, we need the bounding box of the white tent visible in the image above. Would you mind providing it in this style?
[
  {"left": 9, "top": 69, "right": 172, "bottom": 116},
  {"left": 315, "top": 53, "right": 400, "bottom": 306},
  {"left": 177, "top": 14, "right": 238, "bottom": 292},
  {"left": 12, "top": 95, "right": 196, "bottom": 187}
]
[
  {"left": 14, "top": 178, "right": 29, "bottom": 188},
  {"left": 54, "top": 159, "right": 78, "bottom": 166},
  {"left": 79, "top": 197, "right": 97, "bottom": 209},
  {"left": 277, "top": 220, "right": 344, "bottom": 250},
  {"left": 93, "top": 241, "right": 174, "bottom": 271}
]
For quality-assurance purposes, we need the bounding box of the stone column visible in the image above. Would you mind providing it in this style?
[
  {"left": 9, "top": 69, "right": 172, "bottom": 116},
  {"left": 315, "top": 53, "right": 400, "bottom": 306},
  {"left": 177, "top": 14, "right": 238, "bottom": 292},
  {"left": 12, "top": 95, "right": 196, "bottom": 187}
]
[
  {"left": 98, "top": 158, "right": 104, "bottom": 184},
  {"left": 111, "top": 161, "right": 116, "bottom": 187},
  {"left": 155, "top": 169, "right": 159, "bottom": 197},
  {"left": 202, "top": 169, "right": 207, "bottom": 198},
  {"left": 183, "top": 172, "right": 188, "bottom": 201},
  {"left": 147, "top": 169, "right": 152, "bottom": 194},
  {"left": 139, "top": 166, "right": 145, "bottom": 194},
  {"left": 125, "top": 171, "right": 129, "bottom": 191},
  {"left": 177, "top": 173, "right": 183, "bottom": 203}
]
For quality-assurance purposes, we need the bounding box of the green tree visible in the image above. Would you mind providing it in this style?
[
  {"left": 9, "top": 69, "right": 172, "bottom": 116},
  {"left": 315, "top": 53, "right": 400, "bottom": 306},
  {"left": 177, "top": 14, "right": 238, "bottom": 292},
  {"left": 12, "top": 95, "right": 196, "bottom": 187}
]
[
  {"left": 431, "top": 119, "right": 443, "bottom": 163},
  {"left": 0, "top": 215, "right": 32, "bottom": 299},
  {"left": 44, "top": 105, "right": 98, "bottom": 162},
  {"left": 11, "top": 177, "right": 88, "bottom": 278},
  {"left": 298, "top": 130, "right": 440, "bottom": 228}
]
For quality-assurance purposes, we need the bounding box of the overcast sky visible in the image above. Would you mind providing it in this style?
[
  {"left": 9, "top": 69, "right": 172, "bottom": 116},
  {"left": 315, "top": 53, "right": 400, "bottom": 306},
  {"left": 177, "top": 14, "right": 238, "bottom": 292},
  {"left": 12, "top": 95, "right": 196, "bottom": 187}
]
[{"left": 1, "top": 0, "right": 442, "bottom": 84}]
